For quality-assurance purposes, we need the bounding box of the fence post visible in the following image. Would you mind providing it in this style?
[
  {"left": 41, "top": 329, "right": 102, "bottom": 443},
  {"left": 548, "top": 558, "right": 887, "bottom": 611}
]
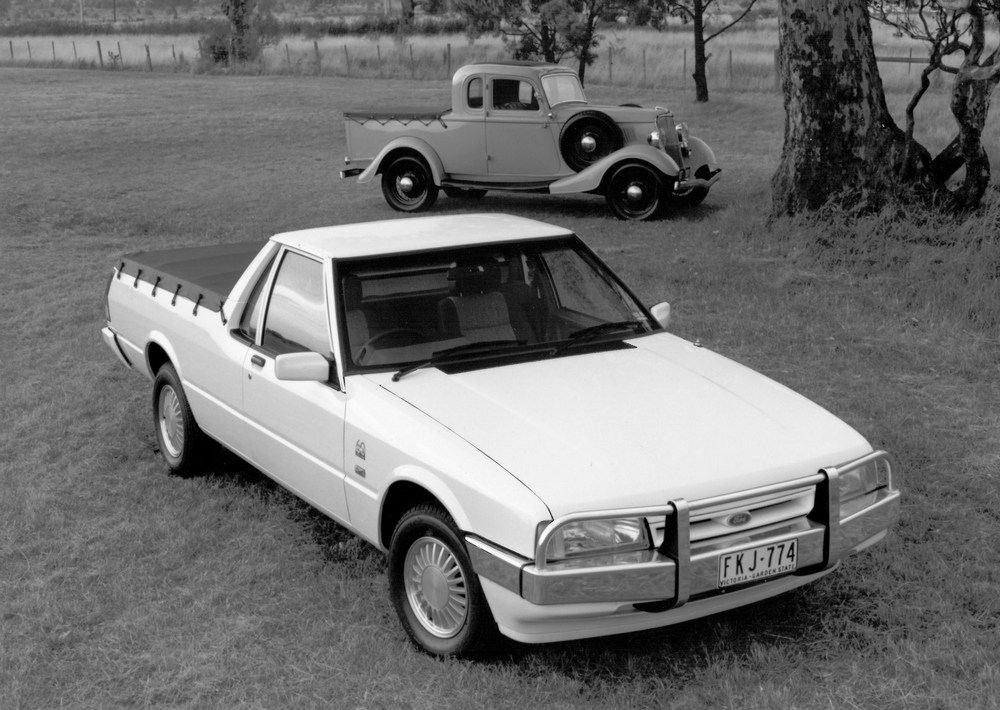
[
  {"left": 27, "top": 41, "right": 31, "bottom": 61},
  {"left": 97, "top": 40, "right": 103, "bottom": 68},
  {"left": 642, "top": 48, "right": 647, "bottom": 87},
  {"left": 117, "top": 41, "right": 122, "bottom": 68},
  {"left": 73, "top": 41, "right": 77, "bottom": 60},
  {"left": 773, "top": 47, "right": 780, "bottom": 91},
  {"left": 172, "top": 44, "right": 176, "bottom": 66},
  {"left": 286, "top": 43, "right": 291, "bottom": 71},
  {"left": 315, "top": 40, "right": 322, "bottom": 75},
  {"left": 446, "top": 43, "right": 451, "bottom": 78},
  {"left": 409, "top": 44, "right": 414, "bottom": 79},
  {"left": 608, "top": 46, "right": 612, "bottom": 83},
  {"left": 908, "top": 47, "right": 912, "bottom": 75},
  {"left": 728, "top": 49, "right": 733, "bottom": 88},
  {"left": 52, "top": 40, "right": 56, "bottom": 63},
  {"left": 683, "top": 48, "right": 686, "bottom": 86},
  {"left": 9, "top": 40, "right": 13, "bottom": 60},
  {"left": 145, "top": 45, "right": 152, "bottom": 71},
  {"left": 343, "top": 44, "right": 349, "bottom": 77},
  {"left": 377, "top": 44, "right": 382, "bottom": 78}
]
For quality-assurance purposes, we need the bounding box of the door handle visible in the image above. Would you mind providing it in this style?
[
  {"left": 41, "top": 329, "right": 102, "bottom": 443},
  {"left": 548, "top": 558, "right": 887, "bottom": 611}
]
[{"left": 251, "top": 354, "right": 265, "bottom": 368}]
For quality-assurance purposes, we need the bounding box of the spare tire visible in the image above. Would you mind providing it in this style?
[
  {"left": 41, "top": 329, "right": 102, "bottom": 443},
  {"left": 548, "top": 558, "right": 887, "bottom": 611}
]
[{"left": 559, "top": 111, "right": 623, "bottom": 172}]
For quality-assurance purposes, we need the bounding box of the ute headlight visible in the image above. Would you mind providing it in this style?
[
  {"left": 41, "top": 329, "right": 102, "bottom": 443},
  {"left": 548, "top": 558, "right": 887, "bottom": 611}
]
[
  {"left": 839, "top": 461, "right": 881, "bottom": 519},
  {"left": 542, "top": 518, "right": 649, "bottom": 561},
  {"left": 648, "top": 130, "right": 664, "bottom": 149},
  {"left": 675, "top": 122, "right": 690, "bottom": 144}
]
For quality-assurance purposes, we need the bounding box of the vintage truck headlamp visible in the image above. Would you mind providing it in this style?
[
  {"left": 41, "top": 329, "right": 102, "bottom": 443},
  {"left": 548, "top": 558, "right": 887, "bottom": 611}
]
[
  {"left": 839, "top": 461, "right": 882, "bottom": 519},
  {"left": 676, "top": 122, "right": 690, "bottom": 144},
  {"left": 647, "top": 130, "right": 664, "bottom": 149},
  {"left": 541, "top": 518, "right": 650, "bottom": 560}
]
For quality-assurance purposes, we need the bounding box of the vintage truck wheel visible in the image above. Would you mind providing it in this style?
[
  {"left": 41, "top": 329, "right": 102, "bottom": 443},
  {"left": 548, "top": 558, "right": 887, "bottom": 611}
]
[
  {"left": 605, "top": 163, "right": 665, "bottom": 221},
  {"left": 388, "top": 504, "right": 497, "bottom": 658},
  {"left": 443, "top": 186, "right": 487, "bottom": 200},
  {"left": 559, "top": 112, "right": 622, "bottom": 172},
  {"left": 381, "top": 155, "right": 439, "bottom": 212},
  {"left": 152, "top": 363, "right": 207, "bottom": 477}
]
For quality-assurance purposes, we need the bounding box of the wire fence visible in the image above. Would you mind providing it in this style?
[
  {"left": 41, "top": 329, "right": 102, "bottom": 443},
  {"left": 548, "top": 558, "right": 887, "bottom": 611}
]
[{"left": 0, "top": 35, "right": 950, "bottom": 94}]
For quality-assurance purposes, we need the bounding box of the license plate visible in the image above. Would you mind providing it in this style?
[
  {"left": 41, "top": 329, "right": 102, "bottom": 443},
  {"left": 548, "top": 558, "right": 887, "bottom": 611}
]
[{"left": 718, "top": 539, "right": 798, "bottom": 588}]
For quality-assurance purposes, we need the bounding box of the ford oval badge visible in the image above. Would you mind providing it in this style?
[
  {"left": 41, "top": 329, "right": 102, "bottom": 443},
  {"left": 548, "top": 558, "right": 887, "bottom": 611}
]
[{"left": 727, "top": 512, "right": 752, "bottom": 526}]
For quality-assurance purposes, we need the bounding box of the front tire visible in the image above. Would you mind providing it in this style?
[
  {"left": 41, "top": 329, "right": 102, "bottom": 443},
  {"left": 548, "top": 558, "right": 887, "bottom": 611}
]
[
  {"left": 151, "top": 363, "right": 207, "bottom": 477},
  {"left": 388, "top": 504, "right": 497, "bottom": 657},
  {"left": 671, "top": 186, "right": 709, "bottom": 208},
  {"left": 381, "top": 155, "right": 439, "bottom": 212},
  {"left": 605, "top": 163, "right": 665, "bottom": 221}
]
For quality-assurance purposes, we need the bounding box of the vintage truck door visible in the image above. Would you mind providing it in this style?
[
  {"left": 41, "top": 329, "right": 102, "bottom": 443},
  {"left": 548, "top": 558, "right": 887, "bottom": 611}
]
[
  {"left": 485, "top": 76, "right": 561, "bottom": 176},
  {"left": 240, "top": 247, "right": 350, "bottom": 523}
]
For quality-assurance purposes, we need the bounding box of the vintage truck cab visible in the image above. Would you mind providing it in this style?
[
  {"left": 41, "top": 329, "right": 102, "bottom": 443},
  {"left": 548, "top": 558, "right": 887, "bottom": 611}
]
[{"left": 341, "top": 62, "right": 721, "bottom": 220}]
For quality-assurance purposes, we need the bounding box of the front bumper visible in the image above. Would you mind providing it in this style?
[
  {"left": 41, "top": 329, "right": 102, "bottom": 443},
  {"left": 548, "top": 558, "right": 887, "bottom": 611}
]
[{"left": 467, "top": 451, "right": 900, "bottom": 612}]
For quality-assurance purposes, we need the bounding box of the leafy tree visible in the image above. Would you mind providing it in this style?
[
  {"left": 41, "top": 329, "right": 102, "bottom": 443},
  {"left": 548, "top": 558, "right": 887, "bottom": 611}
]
[
  {"left": 202, "top": 0, "right": 278, "bottom": 63},
  {"left": 647, "top": 0, "right": 760, "bottom": 102},
  {"left": 772, "top": 0, "right": 999, "bottom": 216},
  {"left": 458, "top": 0, "right": 642, "bottom": 85}
]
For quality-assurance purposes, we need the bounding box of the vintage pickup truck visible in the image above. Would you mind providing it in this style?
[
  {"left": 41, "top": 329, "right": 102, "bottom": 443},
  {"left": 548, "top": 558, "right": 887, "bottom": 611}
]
[
  {"left": 341, "top": 62, "right": 721, "bottom": 220},
  {"left": 102, "top": 214, "right": 899, "bottom": 657}
]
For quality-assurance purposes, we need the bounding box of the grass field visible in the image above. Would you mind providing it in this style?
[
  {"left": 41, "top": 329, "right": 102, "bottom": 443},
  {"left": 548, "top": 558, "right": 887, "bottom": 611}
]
[{"left": 2, "top": 67, "right": 999, "bottom": 709}]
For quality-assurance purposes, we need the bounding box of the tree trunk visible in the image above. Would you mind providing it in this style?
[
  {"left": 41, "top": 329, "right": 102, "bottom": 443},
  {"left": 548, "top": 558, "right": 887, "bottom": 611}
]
[
  {"left": 771, "top": 0, "right": 908, "bottom": 216},
  {"left": 692, "top": 0, "right": 709, "bottom": 102}
]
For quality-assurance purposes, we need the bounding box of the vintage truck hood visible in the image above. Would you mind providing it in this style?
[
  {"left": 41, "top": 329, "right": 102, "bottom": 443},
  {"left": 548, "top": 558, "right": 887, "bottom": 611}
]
[{"left": 376, "top": 333, "right": 870, "bottom": 518}]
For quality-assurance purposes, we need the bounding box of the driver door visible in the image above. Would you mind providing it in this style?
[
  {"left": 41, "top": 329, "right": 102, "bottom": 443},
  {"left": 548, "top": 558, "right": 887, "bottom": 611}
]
[
  {"left": 486, "top": 77, "right": 561, "bottom": 176},
  {"left": 240, "top": 248, "right": 350, "bottom": 523}
]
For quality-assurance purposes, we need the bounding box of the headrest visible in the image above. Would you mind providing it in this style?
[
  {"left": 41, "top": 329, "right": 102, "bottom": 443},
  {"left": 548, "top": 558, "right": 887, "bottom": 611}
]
[{"left": 447, "top": 259, "right": 502, "bottom": 295}]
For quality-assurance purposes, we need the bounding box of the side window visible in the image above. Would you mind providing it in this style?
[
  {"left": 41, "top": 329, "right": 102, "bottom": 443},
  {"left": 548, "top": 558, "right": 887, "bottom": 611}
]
[
  {"left": 492, "top": 79, "right": 539, "bottom": 111},
  {"left": 237, "top": 254, "right": 276, "bottom": 343},
  {"left": 261, "top": 251, "right": 331, "bottom": 357},
  {"left": 467, "top": 77, "right": 483, "bottom": 110}
]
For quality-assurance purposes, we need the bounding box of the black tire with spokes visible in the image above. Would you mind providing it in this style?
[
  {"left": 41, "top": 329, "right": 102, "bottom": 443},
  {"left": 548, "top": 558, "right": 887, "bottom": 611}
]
[
  {"left": 151, "top": 363, "right": 207, "bottom": 477},
  {"left": 381, "top": 155, "right": 439, "bottom": 212},
  {"left": 388, "top": 504, "right": 498, "bottom": 658},
  {"left": 605, "top": 163, "right": 665, "bottom": 221},
  {"left": 559, "top": 112, "right": 622, "bottom": 172},
  {"left": 671, "top": 186, "right": 709, "bottom": 208}
]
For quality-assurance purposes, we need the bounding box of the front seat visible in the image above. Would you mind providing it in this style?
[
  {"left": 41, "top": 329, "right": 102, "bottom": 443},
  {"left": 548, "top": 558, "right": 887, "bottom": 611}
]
[{"left": 438, "top": 260, "right": 515, "bottom": 343}]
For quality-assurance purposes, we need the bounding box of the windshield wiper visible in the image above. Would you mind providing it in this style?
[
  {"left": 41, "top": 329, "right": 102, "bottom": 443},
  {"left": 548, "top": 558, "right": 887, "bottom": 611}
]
[
  {"left": 550, "top": 320, "right": 645, "bottom": 356},
  {"left": 392, "top": 339, "right": 526, "bottom": 381}
]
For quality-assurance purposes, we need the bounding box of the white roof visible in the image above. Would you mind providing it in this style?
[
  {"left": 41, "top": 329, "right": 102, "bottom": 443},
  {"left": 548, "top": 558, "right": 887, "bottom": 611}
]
[{"left": 272, "top": 213, "right": 574, "bottom": 259}]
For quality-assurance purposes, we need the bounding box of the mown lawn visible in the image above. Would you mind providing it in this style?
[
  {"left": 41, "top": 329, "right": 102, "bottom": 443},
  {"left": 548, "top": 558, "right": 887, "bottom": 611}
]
[{"left": 1, "top": 67, "right": 998, "bottom": 710}]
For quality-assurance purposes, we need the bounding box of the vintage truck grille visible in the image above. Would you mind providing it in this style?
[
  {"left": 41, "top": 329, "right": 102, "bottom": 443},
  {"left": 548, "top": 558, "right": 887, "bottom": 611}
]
[{"left": 646, "top": 486, "right": 815, "bottom": 547}]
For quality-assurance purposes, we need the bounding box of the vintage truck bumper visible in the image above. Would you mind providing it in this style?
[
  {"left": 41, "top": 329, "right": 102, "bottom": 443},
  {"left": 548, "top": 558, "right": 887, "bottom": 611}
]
[{"left": 467, "top": 451, "right": 900, "bottom": 643}]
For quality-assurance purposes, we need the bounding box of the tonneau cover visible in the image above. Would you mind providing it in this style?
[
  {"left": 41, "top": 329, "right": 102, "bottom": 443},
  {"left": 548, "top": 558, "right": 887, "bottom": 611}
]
[
  {"left": 344, "top": 107, "right": 450, "bottom": 126},
  {"left": 116, "top": 241, "right": 267, "bottom": 314}
]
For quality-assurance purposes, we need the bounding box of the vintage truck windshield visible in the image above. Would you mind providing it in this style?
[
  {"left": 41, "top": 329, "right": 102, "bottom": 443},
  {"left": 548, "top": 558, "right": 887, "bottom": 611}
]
[
  {"left": 338, "top": 237, "right": 653, "bottom": 373},
  {"left": 541, "top": 73, "right": 587, "bottom": 106}
]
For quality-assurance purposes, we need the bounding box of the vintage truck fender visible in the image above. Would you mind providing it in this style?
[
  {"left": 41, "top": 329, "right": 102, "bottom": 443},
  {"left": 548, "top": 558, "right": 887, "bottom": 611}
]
[
  {"left": 687, "top": 136, "right": 719, "bottom": 172},
  {"left": 549, "top": 145, "right": 680, "bottom": 195},
  {"left": 357, "top": 137, "right": 446, "bottom": 186}
]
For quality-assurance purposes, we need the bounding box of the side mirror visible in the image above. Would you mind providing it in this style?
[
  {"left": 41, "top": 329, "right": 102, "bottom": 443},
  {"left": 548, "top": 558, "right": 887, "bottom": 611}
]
[
  {"left": 650, "top": 302, "right": 671, "bottom": 329},
  {"left": 275, "top": 351, "right": 332, "bottom": 382}
]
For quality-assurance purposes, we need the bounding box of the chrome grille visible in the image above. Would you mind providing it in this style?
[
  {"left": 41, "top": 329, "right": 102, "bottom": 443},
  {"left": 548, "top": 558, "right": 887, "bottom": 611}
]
[{"left": 647, "top": 486, "right": 815, "bottom": 547}]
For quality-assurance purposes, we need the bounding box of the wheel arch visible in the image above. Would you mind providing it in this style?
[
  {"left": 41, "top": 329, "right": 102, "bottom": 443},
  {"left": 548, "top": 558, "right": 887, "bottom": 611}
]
[
  {"left": 549, "top": 146, "right": 678, "bottom": 195},
  {"left": 358, "top": 138, "right": 445, "bottom": 186},
  {"left": 379, "top": 474, "right": 468, "bottom": 551},
  {"left": 145, "top": 333, "right": 180, "bottom": 381}
]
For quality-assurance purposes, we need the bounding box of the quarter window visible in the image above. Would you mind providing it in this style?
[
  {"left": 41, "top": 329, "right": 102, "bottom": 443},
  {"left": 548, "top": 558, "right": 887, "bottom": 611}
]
[
  {"left": 238, "top": 254, "right": 276, "bottom": 342},
  {"left": 261, "top": 251, "right": 331, "bottom": 357},
  {"left": 467, "top": 78, "right": 483, "bottom": 109}
]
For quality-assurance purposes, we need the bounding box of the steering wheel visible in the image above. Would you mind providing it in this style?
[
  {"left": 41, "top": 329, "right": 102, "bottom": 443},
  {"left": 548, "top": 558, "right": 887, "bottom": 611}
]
[{"left": 359, "top": 329, "right": 427, "bottom": 362}]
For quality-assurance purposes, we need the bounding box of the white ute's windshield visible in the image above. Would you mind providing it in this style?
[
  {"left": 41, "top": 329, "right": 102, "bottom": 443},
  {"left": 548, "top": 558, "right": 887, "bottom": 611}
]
[
  {"left": 541, "top": 73, "right": 587, "bottom": 106},
  {"left": 338, "top": 237, "right": 653, "bottom": 374}
]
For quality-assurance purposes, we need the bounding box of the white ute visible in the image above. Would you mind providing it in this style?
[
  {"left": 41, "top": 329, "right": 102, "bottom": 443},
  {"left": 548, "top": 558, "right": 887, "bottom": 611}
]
[{"left": 102, "top": 214, "right": 901, "bottom": 657}]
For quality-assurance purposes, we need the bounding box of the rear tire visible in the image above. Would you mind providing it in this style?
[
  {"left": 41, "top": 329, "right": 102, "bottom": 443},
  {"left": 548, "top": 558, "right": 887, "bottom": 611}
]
[
  {"left": 151, "top": 363, "right": 207, "bottom": 477},
  {"left": 388, "top": 504, "right": 498, "bottom": 658},
  {"left": 381, "top": 155, "right": 439, "bottom": 212}
]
